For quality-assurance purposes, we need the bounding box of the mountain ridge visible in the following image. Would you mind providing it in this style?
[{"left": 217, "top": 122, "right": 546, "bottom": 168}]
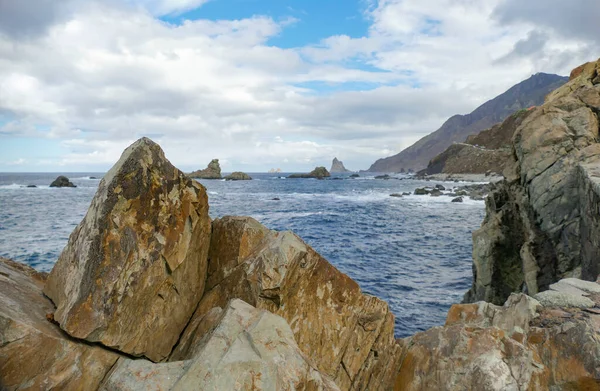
[{"left": 366, "top": 72, "right": 569, "bottom": 172}]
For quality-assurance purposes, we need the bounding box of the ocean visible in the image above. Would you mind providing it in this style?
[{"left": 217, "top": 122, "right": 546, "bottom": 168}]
[{"left": 0, "top": 172, "right": 485, "bottom": 338}]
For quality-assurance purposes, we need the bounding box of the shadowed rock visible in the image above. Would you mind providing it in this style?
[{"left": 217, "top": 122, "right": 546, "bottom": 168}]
[
  {"left": 50, "top": 175, "right": 76, "bottom": 188},
  {"left": 43, "top": 137, "right": 212, "bottom": 362}
]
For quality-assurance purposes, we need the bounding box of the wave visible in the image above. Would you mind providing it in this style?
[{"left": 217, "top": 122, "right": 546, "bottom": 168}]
[{"left": 72, "top": 176, "right": 101, "bottom": 180}]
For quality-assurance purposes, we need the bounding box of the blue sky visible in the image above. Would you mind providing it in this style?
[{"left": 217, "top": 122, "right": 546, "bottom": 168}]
[{"left": 0, "top": 0, "right": 597, "bottom": 172}]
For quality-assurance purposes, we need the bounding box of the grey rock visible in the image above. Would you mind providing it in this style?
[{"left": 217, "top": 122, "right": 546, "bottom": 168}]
[
  {"left": 451, "top": 197, "right": 463, "bottom": 203},
  {"left": 224, "top": 171, "right": 252, "bottom": 181},
  {"left": 533, "top": 290, "right": 595, "bottom": 308},
  {"left": 414, "top": 188, "right": 430, "bottom": 195},
  {"left": 390, "top": 193, "right": 403, "bottom": 197},
  {"left": 330, "top": 157, "right": 351, "bottom": 173}
]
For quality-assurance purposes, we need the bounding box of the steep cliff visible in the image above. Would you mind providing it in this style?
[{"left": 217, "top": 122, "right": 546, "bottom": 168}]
[
  {"left": 367, "top": 73, "right": 568, "bottom": 172},
  {"left": 464, "top": 59, "right": 600, "bottom": 305},
  {"left": 331, "top": 157, "right": 351, "bottom": 173}
]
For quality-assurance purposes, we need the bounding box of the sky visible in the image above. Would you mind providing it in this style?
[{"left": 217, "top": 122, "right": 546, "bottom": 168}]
[{"left": 0, "top": 0, "right": 598, "bottom": 172}]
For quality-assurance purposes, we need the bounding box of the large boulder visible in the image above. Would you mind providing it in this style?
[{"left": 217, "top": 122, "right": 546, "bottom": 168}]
[
  {"left": 43, "top": 137, "right": 212, "bottom": 362},
  {"left": 0, "top": 257, "right": 119, "bottom": 390},
  {"left": 49, "top": 175, "right": 76, "bottom": 188},
  {"left": 465, "top": 59, "right": 600, "bottom": 304},
  {"left": 179, "top": 216, "right": 402, "bottom": 390},
  {"left": 397, "top": 285, "right": 600, "bottom": 390},
  {"left": 188, "top": 158, "right": 222, "bottom": 179},
  {"left": 100, "top": 299, "right": 340, "bottom": 391}
]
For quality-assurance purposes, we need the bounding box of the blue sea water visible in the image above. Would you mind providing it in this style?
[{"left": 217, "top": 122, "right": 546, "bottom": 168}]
[{"left": 0, "top": 172, "right": 485, "bottom": 338}]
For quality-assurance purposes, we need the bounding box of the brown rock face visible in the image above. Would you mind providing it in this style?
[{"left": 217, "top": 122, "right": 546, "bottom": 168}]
[
  {"left": 396, "top": 288, "right": 600, "bottom": 390},
  {"left": 465, "top": 59, "right": 600, "bottom": 304},
  {"left": 0, "top": 257, "right": 119, "bottom": 390},
  {"left": 43, "top": 137, "right": 212, "bottom": 362},
  {"left": 177, "top": 216, "right": 402, "bottom": 390}
]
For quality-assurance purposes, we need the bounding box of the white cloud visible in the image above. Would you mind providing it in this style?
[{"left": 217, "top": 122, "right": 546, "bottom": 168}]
[{"left": 0, "top": 0, "right": 598, "bottom": 172}]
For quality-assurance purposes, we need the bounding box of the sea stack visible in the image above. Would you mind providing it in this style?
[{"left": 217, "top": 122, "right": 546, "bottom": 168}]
[
  {"left": 330, "top": 158, "right": 351, "bottom": 173},
  {"left": 288, "top": 166, "right": 331, "bottom": 179},
  {"left": 49, "top": 176, "right": 76, "bottom": 188},
  {"left": 189, "top": 159, "right": 222, "bottom": 179}
]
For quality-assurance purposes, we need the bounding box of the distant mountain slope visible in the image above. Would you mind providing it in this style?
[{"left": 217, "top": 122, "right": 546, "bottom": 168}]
[{"left": 366, "top": 73, "right": 568, "bottom": 172}]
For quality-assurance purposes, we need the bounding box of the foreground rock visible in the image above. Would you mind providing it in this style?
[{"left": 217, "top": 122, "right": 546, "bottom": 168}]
[
  {"left": 330, "top": 157, "right": 351, "bottom": 173},
  {"left": 101, "top": 299, "right": 339, "bottom": 390},
  {"left": 398, "top": 282, "right": 600, "bottom": 390},
  {"left": 288, "top": 166, "right": 331, "bottom": 179},
  {"left": 465, "top": 58, "right": 600, "bottom": 305},
  {"left": 44, "top": 138, "right": 212, "bottom": 362},
  {"left": 224, "top": 171, "right": 252, "bottom": 181},
  {"left": 0, "top": 257, "right": 119, "bottom": 390},
  {"left": 189, "top": 158, "right": 222, "bottom": 179},
  {"left": 184, "top": 216, "right": 402, "bottom": 390},
  {"left": 49, "top": 175, "right": 76, "bottom": 188}
]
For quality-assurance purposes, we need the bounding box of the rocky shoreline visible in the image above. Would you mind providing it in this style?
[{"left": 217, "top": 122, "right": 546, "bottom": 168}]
[{"left": 2, "top": 59, "right": 600, "bottom": 390}]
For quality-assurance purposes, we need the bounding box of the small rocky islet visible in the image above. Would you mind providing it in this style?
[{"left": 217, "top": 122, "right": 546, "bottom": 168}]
[{"left": 2, "top": 59, "right": 600, "bottom": 390}]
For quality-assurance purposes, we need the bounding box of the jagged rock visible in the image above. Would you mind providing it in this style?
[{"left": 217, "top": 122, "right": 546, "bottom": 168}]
[
  {"left": 330, "top": 157, "right": 351, "bottom": 173},
  {"left": 49, "top": 175, "right": 76, "bottom": 188},
  {"left": 224, "top": 171, "right": 252, "bottom": 181},
  {"left": 533, "top": 290, "right": 595, "bottom": 308},
  {"left": 397, "top": 287, "right": 600, "bottom": 390},
  {"left": 43, "top": 138, "right": 212, "bottom": 362},
  {"left": 0, "top": 257, "right": 119, "bottom": 390},
  {"left": 189, "top": 159, "right": 222, "bottom": 179},
  {"left": 288, "top": 166, "right": 331, "bottom": 179},
  {"left": 181, "top": 216, "right": 402, "bottom": 390},
  {"left": 465, "top": 59, "right": 600, "bottom": 305},
  {"left": 101, "top": 300, "right": 339, "bottom": 391},
  {"left": 435, "top": 184, "right": 445, "bottom": 190},
  {"left": 451, "top": 197, "right": 463, "bottom": 203}
]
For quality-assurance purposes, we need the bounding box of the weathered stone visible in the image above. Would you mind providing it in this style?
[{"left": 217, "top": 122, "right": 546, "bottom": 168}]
[
  {"left": 397, "top": 289, "right": 600, "bottom": 390},
  {"left": 465, "top": 59, "right": 600, "bottom": 304},
  {"left": 49, "top": 175, "right": 76, "bottom": 188},
  {"left": 224, "top": 171, "right": 252, "bottom": 181},
  {"left": 43, "top": 137, "right": 212, "bottom": 362},
  {"left": 549, "top": 280, "right": 589, "bottom": 297},
  {"left": 0, "top": 257, "right": 119, "bottom": 390},
  {"left": 534, "top": 290, "right": 595, "bottom": 308},
  {"left": 561, "top": 277, "right": 600, "bottom": 294},
  {"left": 179, "top": 216, "right": 401, "bottom": 390},
  {"left": 189, "top": 158, "right": 222, "bottom": 179},
  {"left": 101, "top": 300, "right": 340, "bottom": 391}
]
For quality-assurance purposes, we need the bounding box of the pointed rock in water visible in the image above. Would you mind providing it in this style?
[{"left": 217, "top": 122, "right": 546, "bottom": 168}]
[
  {"left": 49, "top": 175, "right": 76, "bottom": 187},
  {"left": 189, "top": 158, "right": 222, "bottom": 179},
  {"left": 43, "top": 137, "right": 212, "bottom": 362},
  {"left": 223, "top": 171, "right": 252, "bottom": 181},
  {"left": 180, "top": 216, "right": 402, "bottom": 389},
  {"left": 0, "top": 257, "right": 119, "bottom": 389},
  {"left": 102, "top": 299, "right": 340, "bottom": 390},
  {"left": 330, "top": 157, "right": 351, "bottom": 173}
]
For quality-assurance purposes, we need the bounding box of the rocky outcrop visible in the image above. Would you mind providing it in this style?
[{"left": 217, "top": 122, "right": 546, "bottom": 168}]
[
  {"left": 420, "top": 108, "right": 534, "bottom": 176},
  {"left": 367, "top": 73, "right": 568, "bottom": 172},
  {"left": 397, "top": 280, "right": 600, "bottom": 390},
  {"left": 224, "top": 171, "right": 252, "bottom": 180},
  {"left": 49, "top": 175, "right": 76, "bottom": 188},
  {"left": 184, "top": 216, "right": 402, "bottom": 390},
  {"left": 43, "top": 138, "right": 212, "bottom": 362},
  {"left": 288, "top": 166, "right": 331, "bottom": 179},
  {"left": 0, "top": 257, "right": 119, "bottom": 390},
  {"left": 189, "top": 158, "right": 222, "bottom": 179},
  {"left": 101, "top": 299, "right": 339, "bottom": 391},
  {"left": 465, "top": 59, "right": 600, "bottom": 305},
  {"left": 330, "top": 157, "right": 351, "bottom": 173}
]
